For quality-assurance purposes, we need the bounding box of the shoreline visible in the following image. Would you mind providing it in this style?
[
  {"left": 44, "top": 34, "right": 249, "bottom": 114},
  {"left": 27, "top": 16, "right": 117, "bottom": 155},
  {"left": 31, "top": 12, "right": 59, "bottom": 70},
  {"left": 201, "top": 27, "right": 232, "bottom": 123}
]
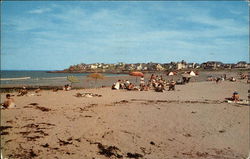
[{"left": 1, "top": 70, "right": 248, "bottom": 92}]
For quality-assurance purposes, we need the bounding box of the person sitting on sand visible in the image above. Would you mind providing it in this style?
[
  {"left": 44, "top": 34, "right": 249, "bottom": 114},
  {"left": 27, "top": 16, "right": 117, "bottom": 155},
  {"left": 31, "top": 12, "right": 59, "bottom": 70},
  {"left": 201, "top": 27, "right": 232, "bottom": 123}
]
[
  {"left": 230, "top": 77, "right": 236, "bottom": 82},
  {"left": 2, "top": 94, "right": 16, "bottom": 108},
  {"left": 18, "top": 86, "right": 28, "bottom": 96},
  {"left": 168, "top": 80, "right": 176, "bottom": 91},
  {"left": 232, "top": 92, "right": 240, "bottom": 101},
  {"left": 127, "top": 83, "right": 135, "bottom": 91},
  {"left": 150, "top": 74, "right": 155, "bottom": 81},
  {"left": 140, "top": 83, "right": 149, "bottom": 91},
  {"left": 124, "top": 80, "right": 130, "bottom": 89},
  {"left": 63, "top": 85, "right": 67, "bottom": 91},
  {"left": 111, "top": 83, "right": 116, "bottom": 90},
  {"left": 63, "top": 84, "right": 71, "bottom": 91},
  {"left": 143, "top": 84, "right": 150, "bottom": 91},
  {"left": 216, "top": 77, "right": 221, "bottom": 84},
  {"left": 155, "top": 83, "right": 164, "bottom": 92},
  {"left": 120, "top": 80, "right": 126, "bottom": 89},
  {"left": 152, "top": 81, "right": 158, "bottom": 88}
]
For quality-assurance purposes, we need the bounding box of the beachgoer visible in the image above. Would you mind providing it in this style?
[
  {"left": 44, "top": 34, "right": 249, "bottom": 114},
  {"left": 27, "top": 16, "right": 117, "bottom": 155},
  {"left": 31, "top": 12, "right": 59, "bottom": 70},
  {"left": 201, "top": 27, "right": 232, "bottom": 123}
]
[
  {"left": 216, "top": 77, "right": 221, "bottom": 84},
  {"left": 182, "top": 77, "right": 187, "bottom": 83},
  {"left": 2, "top": 94, "right": 16, "bottom": 108},
  {"left": 120, "top": 80, "right": 126, "bottom": 89},
  {"left": 224, "top": 74, "right": 227, "bottom": 80},
  {"left": 155, "top": 83, "right": 164, "bottom": 92},
  {"left": 124, "top": 80, "right": 130, "bottom": 89},
  {"left": 140, "top": 76, "right": 145, "bottom": 85},
  {"left": 112, "top": 83, "right": 116, "bottom": 90},
  {"left": 67, "top": 85, "right": 72, "bottom": 91},
  {"left": 18, "top": 87, "right": 28, "bottom": 96},
  {"left": 160, "top": 75, "right": 163, "bottom": 80},
  {"left": 230, "top": 77, "right": 236, "bottom": 82},
  {"left": 247, "top": 77, "right": 250, "bottom": 84},
  {"left": 114, "top": 80, "right": 121, "bottom": 90},
  {"left": 63, "top": 84, "right": 71, "bottom": 91},
  {"left": 63, "top": 85, "right": 67, "bottom": 91},
  {"left": 150, "top": 74, "right": 155, "bottom": 81},
  {"left": 232, "top": 92, "right": 240, "bottom": 101},
  {"left": 127, "top": 83, "right": 135, "bottom": 91},
  {"left": 126, "top": 80, "right": 130, "bottom": 85},
  {"left": 156, "top": 75, "right": 159, "bottom": 80},
  {"left": 168, "top": 80, "right": 176, "bottom": 91}
]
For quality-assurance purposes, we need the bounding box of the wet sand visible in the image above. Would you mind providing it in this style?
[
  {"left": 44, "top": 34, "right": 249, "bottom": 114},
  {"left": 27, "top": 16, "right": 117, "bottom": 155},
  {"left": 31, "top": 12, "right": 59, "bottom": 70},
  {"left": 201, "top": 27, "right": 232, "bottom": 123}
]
[{"left": 0, "top": 79, "right": 249, "bottom": 159}]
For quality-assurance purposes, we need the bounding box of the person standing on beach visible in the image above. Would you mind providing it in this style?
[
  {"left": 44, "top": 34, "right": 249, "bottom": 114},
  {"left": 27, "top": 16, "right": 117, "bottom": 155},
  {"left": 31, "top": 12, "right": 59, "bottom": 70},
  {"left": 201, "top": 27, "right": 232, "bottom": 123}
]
[
  {"left": 150, "top": 74, "right": 155, "bottom": 81},
  {"left": 114, "top": 80, "right": 121, "bottom": 90},
  {"left": 224, "top": 74, "right": 227, "bottom": 80},
  {"left": 140, "top": 76, "right": 145, "bottom": 86}
]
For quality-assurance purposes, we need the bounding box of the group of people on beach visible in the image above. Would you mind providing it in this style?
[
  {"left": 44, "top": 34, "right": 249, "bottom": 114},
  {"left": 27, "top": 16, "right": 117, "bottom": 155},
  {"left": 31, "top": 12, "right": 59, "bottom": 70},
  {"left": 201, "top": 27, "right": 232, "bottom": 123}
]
[
  {"left": 112, "top": 74, "right": 178, "bottom": 92},
  {"left": 63, "top": 84, "right": 72, "bottom": 91},
  {"left": 208, "top": 74, "right": 240, "bottom": 83}
]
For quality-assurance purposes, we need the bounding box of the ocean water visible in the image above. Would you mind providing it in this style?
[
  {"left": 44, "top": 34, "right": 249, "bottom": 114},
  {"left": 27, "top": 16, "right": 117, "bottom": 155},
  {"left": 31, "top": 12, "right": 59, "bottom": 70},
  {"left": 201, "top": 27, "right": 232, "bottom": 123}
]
[{"left": 0, "top": 70, "right": 127, "bottom": 87}]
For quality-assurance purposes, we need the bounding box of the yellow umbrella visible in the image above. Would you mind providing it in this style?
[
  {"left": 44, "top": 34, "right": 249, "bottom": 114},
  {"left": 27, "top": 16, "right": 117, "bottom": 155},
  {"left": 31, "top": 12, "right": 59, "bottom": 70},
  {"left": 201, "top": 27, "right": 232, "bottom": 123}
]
[
  {"left": 67, "top": 76, "right": 80, "bottom": 88},
  {"left": 87, "top": 73, "right": 104, "bottom": 88}
]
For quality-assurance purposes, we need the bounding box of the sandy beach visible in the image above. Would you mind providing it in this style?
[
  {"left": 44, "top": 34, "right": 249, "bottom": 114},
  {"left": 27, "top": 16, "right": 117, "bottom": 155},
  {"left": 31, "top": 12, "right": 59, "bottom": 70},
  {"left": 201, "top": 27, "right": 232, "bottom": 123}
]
[{"left": 1, "top": 79, "right": 249, "bottom": 159}]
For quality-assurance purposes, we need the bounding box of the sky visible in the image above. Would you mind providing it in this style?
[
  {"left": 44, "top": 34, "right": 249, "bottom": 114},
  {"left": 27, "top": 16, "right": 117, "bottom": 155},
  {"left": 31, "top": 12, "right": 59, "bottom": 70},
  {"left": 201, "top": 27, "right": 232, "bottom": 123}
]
[{"left": 1, "top": 1, "right": 249, "bottom": 70}]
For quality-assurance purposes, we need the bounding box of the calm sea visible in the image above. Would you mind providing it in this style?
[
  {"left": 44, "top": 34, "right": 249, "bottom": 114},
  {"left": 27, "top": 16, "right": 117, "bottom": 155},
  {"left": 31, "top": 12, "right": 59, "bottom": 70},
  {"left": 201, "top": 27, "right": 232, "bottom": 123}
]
[{"left": 0, "top": 70, "right": 127, "bottom": 87}]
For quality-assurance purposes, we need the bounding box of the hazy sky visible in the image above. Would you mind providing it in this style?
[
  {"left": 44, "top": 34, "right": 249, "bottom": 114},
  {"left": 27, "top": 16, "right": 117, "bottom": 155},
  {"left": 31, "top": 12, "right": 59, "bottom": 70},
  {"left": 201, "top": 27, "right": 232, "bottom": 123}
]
[{"left": 1, "top": 1, "right": 249, "bottom": 70}]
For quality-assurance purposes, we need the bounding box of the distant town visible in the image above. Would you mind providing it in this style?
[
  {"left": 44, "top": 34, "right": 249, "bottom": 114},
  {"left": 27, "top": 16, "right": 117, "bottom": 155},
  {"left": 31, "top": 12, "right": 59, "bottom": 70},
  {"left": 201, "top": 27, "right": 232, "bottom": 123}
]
[{"left": 51, "top": 61, "right": 250, "bottom": 73}]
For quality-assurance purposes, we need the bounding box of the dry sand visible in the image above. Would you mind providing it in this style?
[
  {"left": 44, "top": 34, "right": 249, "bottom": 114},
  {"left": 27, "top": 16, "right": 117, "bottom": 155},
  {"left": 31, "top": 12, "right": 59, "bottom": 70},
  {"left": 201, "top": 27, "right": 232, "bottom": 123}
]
[{"left": 1, "top": 80, "right": 249, "bottom": 159}]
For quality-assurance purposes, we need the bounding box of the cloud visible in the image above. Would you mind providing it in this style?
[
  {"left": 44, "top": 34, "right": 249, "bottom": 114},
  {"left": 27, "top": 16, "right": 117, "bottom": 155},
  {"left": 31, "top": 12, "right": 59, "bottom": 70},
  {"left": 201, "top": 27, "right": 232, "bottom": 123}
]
[{"left": 28, "top": 8, "right": 51, "bottom": 14}]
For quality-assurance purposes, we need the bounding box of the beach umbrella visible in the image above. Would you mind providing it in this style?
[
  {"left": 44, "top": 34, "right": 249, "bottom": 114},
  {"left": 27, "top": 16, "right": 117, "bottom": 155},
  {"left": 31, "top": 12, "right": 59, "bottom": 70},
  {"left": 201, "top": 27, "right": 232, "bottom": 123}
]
[
  {"left": 67, "top": 76, "right": 80, "bottom": 88},
  {"left": 189, "top": 71, "right": 196, "bottom": 77},
  {"left": 87, "top": 73, "right": 104, "bottom": 88},
  {"left": 167, "top": 71, "right": 177, "bottom": 81},
  {"left": 167, "top": 71, "right": 177, "bottom": 76},
  {"left": 168, "top": 72, "right": 174, "bottom": 76},
  {"left": 129, "top": 71, "right": 144, "bottom": 82},
  {"left": 130, "top": 72, "right": 144, "bottom": 77}
]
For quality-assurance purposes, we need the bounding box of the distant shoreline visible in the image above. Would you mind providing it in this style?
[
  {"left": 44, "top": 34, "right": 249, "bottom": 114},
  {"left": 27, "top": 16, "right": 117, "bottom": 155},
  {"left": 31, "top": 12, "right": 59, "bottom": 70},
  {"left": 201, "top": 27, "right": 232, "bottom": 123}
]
[
  {"left": 47, "top": 68, "right": 250, "bottom": 74},
  {"left": 46, "top": 70, "right": 130, "bottom": 74}
]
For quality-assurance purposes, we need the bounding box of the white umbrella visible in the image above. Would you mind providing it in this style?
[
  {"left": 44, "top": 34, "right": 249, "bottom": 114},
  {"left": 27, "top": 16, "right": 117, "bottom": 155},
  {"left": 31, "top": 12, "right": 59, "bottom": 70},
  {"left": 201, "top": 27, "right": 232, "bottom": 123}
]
[
  {"left": 189, "top": 71, "right": 196, "bottom": 76},
  {"left": 168, "top": 72, "right": 174, "bottom": 76}
]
